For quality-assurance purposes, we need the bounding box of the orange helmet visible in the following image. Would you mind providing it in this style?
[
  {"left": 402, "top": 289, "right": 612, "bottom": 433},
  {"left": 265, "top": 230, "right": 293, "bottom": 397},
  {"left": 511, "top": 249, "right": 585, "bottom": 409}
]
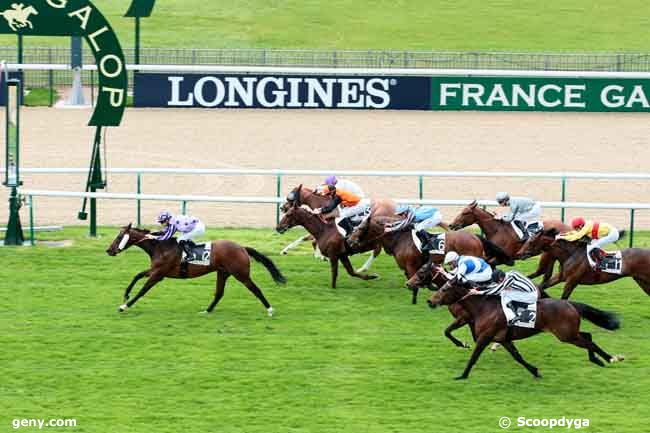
[{"left": 571, "top": 217, "right": 586, "bottom": 229}]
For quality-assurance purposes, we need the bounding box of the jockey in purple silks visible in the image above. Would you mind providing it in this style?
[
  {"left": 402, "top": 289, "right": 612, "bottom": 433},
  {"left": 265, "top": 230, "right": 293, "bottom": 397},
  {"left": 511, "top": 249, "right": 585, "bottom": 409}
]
[{"left": 146, "top": 211, "right": 206, "bottom": 261}]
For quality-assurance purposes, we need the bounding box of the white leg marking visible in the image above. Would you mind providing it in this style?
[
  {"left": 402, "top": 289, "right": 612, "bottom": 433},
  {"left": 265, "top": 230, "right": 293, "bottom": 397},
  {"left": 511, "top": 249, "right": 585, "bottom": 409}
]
[
  {"left": 281, "top": 236, "right": 305, "bottom": 255},
  {"left": 267, "top": 306, "right": 274, "bottom": 317},
  {"left": 490, "top": 343, "right": 501, "bottom": 352},
  {"left": 356, "top": 251, "right": 376, "bottom": 273}
]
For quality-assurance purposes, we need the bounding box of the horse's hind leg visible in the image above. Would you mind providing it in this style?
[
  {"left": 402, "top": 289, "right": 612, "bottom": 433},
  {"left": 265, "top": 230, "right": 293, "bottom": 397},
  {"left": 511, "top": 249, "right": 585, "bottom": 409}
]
[
  {"left": 124, "top": 269, "right": 150, "bottom": 301},
  {"left": 340, "top": 255, "right": 378, "bottom": 281},
  {"left": 455, "top": 335, "right": 493, "bottom": 380},
  {"left": 633, "top": 277, "right": 650, "bottom": 296},
  {"left": 356, "top": 245, "right": 381, "bottom": 274},
  {"left": 445, "top": 317, "right": 470, "bottom": 349},
  {"left": 234, "top": 272, "right": 273, "bottom": 315},
  {"left": 205, "top": 271, "right": 229, "bottom": 313},
  {"left": 528, "top": 253, "right": 553, "bottom": 280},
  {"left": 502, "top": 341, "right": 540, "bottom": 377}
]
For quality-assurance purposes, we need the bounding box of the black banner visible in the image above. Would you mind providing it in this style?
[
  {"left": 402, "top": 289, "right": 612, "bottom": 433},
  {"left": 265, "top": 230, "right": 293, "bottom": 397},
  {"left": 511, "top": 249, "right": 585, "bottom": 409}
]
[{"left": 134, "top": 73, "right": 431, "bottom": 110}]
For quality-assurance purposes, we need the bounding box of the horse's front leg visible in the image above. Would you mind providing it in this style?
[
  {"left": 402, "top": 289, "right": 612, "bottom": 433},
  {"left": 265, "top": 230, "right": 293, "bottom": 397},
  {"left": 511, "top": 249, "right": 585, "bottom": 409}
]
[
  {"left": 340, "top": 255, "right": 378, "bottom": 280},
  {"left": 123, "top": 269, "right": 151, "bottom": 301},
  {"left": 119, "top": 273, "right": 164, "bottom": 312}
]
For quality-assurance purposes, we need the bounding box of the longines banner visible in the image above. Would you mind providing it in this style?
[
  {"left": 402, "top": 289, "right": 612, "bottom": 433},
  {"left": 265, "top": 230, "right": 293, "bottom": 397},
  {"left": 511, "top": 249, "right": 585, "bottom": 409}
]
[
  {"left": 133, "top": 73, "right": 431, "bottom": 109},
  {"left": 430, "top": 77, "right": 650, "bottom": 112}
]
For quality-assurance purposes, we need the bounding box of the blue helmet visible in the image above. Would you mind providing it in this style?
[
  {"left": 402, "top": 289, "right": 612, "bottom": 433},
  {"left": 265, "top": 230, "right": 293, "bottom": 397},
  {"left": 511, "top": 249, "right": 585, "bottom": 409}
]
[
  {"left": 395, "top": 204, "right": 411, "bottom": 214},
  {"left": 157, "top": 211, "right": 172, "bottom": 223}
]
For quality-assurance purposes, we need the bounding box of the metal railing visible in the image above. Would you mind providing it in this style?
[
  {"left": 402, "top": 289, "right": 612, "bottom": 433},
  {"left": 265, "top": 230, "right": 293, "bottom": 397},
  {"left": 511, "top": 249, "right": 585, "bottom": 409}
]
[
  {"left": 17, "top": 188, "right": 648, "bottom": 248},
  {"left": 6, "top": 167, "right": 650, "bottom": 246},
  {"left": 4, "top": 47, "right": 650, "bottom": 90}
]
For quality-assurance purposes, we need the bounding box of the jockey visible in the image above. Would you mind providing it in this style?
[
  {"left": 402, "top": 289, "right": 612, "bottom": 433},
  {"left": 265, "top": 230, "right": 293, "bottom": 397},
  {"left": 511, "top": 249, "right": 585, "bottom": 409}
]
[
  {"left": 313, "top": 185, "right": 370, "bottom": 235},
  {"left": 468, "top": 270, "right": 539, "bottom": 327},
  {"left": 390, "top": 204, "right": 449, "bottom": 253},
  {"left": 323, "top": 175, "right": 366, "bottom": 198},
  {"left": 443, "top": 251, "right": 493, "bottom": 286},
  {"left": 556, "top": 217, "right": 620, "bottom": 270},
  {"left": 495, "top": 192, "right": 542, "bottom": 239},
  {"left": 146, "top": 211, "right": 206, "bottom": 261}
]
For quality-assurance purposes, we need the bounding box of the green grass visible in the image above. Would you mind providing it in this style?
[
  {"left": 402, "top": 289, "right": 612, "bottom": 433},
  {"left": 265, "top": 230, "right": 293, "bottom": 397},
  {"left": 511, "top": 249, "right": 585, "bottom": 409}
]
[
  {"left": 1, "top": 1, "right": 649, "bottom": 51},
  {"left": 23, "top": 88, "right": 58, "bottom": 107},
  {"left": 2, "top": 226, "right": 650, "bottom": 433}
]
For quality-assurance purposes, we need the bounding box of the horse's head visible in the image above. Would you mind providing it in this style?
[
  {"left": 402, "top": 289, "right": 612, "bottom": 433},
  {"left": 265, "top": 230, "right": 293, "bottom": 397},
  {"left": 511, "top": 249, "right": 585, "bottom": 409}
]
[
  {"left": 106, "top": 223, "right": 141, "bottom": 256},
  {"left": 27, "top": 6, "right": 39, "bottom": 15},
  {"left": 449, "top": 200, "right": 479, "bottom": 230},
  {"left": 406, "top": 259, "right": 436, "bottom": 291},
  {"left": 427, "top": 276, "right": 467, "bottom": 308},
  {"left": 347, "top": 215, "right": 371, "bottom": 249},
  {"left": 281, "top": 184, "right": 303, "bottom": 213},
  {"left": 276, "top": 202, "right": 312, "bottom": 234},
  {"left": 516, "top": 228, "right": 557, "bottom": 259}
]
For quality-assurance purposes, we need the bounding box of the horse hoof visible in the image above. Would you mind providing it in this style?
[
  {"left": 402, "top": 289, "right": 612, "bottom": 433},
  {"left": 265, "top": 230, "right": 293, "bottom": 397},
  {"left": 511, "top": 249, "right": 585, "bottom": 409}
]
[
  {"left": 454, "top": 375, "right": 468, "bottom": 381},
  {"left": 490, "top": 343, "right": 501, "bottom": 352},
  {"left": 463, "top": 343, "right": 471, "bottom": 349},
  {"left": 118, "top": 304, "right": 128, "bottom": 313},
  {"left": 199, "top": 310, "right": 210, "bottom": 315},
  {"left": 267, "top": 307, "right": 274, "bottom": 317},
  {"left": 280, "top": 251, "right": 288, "bottom": 256},
  {"left": 368, "top": 274, "right": 379, "bottom": 280},
  {"left": 610, "top": 355, "right": 625, "bottom": 363}
]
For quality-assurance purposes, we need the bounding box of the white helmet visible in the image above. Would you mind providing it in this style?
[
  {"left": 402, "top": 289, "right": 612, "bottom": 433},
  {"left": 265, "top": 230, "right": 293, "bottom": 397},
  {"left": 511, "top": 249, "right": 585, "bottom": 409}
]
[
  {"left": 496, "top": 192, "right": 510, "bottom": 203},
  {"left": 444, "top": 251, "right": 459, "bottom": 265}
]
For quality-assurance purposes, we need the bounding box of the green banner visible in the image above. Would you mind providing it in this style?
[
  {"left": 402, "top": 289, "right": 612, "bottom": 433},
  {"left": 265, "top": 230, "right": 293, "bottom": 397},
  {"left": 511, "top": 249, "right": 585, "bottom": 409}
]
[
  {"left": 430, "top": 76, "right": 650, "bottom": 112},
  {"left": 0, "top": 0, "right": 127, "bottom": 125}
]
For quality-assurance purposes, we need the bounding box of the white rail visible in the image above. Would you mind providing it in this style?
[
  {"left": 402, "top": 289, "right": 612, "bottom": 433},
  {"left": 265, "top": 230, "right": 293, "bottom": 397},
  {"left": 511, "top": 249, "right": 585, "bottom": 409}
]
[
  {"left": 4, "top": 168, "right": 650, "bottom": 180},
  {"left": 17, "top": 189, "right": 650, "bottom": 210},
  {"left": 7, "top": 63, "right": 650, "bottom": 79}
]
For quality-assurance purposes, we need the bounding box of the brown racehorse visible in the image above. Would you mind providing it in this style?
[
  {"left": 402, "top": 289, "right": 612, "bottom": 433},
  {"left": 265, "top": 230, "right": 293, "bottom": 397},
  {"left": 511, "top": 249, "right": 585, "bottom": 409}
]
[
  {"left": 516, "top": 228, "right": 650, "bottom": 299},
  {"left": 449, "top": 200, "right": 570, "bottom": 283},
  {"left": 276, "top": 202, "right": 381, "bottom": 288},
  {"left": 427, "top": 266, "right": 624, "bottom": 379},
  {"left": 280, "top": 184, "right": 396, "bottom": 272},
  {"left": 106, "top": 224, "right": 286, "bottom": 315},
  {"left": 348, "top": 213, "right": 490, "bottom": 304},
  {"left": 405, "top": 260, "right": 475, "bottom": 348}
]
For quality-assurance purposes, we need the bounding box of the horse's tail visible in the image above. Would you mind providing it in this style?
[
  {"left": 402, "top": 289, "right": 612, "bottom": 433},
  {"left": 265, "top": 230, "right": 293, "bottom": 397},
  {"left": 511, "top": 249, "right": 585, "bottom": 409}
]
[
  {"left": 245, "top": 247, "right": 287, "bottom": 284},
  {"left": 570, "top": 301, "right": 620, "bottom": 331},
  {"left": 478, "top": 235, "right": 514, "bottom": 266}
]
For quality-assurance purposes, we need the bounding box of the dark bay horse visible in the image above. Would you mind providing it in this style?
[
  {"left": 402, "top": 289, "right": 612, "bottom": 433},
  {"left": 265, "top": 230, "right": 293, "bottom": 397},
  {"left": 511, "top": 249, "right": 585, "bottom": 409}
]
[
  {"left": 106, "top": 224, "right": 286, "bottom": 315},
  {"left": 427, "top": 266, "right": 624, "bottom": 379},
  {"left": 405, "top": 261, "right": 475, "bottom": 348},
  {"left": 516, "top": 228, "right": 650, "bottom": 299},
  {"left": 276, "top": 203, "right": 380, "bottom": 288},
  {"left": 449, "top": 201, "right": 570, "bottom": 282},
  {"left": 348, "top": 213, "right": 488, "bottom": 304}
]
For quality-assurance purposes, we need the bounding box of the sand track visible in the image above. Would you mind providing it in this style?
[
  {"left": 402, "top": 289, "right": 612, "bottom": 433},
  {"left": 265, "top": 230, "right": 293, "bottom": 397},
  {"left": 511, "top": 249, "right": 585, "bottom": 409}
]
[{"left": 1, "top": 107, "right": 649, "bottom": 229}]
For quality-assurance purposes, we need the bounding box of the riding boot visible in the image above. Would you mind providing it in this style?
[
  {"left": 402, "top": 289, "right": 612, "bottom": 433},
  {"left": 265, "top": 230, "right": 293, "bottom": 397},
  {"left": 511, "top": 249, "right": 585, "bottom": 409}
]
[
  {"left": 589, "top": 248, "right": 604, "bottom": 270},
  {"left": 514, "top": 220, "right": 528, "bottom": 240},
  {"left": 338, "top": 218, "right": 354, "bottom": 237},
  {"left": 179, "top": 240, "right": 195, "bottom": 262}
]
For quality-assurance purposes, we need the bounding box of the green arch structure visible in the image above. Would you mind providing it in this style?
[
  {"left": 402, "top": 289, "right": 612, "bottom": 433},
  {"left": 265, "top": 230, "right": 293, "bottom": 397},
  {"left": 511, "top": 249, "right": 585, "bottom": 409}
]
[
  {"left": 1, "top": 0, "right": 129, "bottom": 241},
  {"left": 0, "top": 0, "right": 128, "bottom": 125}
]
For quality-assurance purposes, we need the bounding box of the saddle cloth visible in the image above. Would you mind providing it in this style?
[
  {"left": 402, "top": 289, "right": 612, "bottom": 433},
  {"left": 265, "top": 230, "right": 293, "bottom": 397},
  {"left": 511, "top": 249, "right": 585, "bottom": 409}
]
[
  {"left": 335, "top": 210, "right": 371, "bottom": 237},
  {"left": 181, "top": 243, "right": 212, "bottom": 266},
  {"left": 503, "top": 295, "right": 538, "bottom": 329},
  {"left": 511, "top": 220, "right": 543, "bottom": 240},
  {"left": 412, "top": 231, "right": 446, "bottom": 254},
  {"left": 588, "top": 250, "right": 623, "bottom": 274}
]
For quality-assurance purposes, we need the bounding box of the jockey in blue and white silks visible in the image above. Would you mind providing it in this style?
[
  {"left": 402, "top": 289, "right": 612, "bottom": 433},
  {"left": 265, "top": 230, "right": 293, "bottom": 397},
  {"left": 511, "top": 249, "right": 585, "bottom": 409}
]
[
  {"left": 444, "top": 251, "right": 492, "bottom": 284},
  {"left": 393, "top": 204, "right": 445, "bottom": 233},
  {"left": 147, "top": 211, "right": 206, "bottom": 259}
]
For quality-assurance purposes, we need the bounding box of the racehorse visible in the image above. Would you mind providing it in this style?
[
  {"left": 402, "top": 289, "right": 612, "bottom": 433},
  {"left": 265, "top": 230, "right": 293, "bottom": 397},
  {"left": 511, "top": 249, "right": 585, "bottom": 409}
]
[
  {"left": 348, "top": 213, "right": 494, "bottom": 304},
  {"left": 279, "top": 186, "right": 370, "bottom": 267},
  {"left": 106, "top": 224, "right": 286, "bottom": 315},
  {"left": 516, "top": 228, "right": 650, "bottom": 299},
  {"left": 276, "top": 201, "right": 381, "bottom": 288},
  {"left": 405, "top": 260, "right": 475, "bottom": 348},
  {"left": 449, "top": 200, "right": 570, "bottom": 283},
  {"left": 427, "top": 266, "right": 624, "bottom": 379}
]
